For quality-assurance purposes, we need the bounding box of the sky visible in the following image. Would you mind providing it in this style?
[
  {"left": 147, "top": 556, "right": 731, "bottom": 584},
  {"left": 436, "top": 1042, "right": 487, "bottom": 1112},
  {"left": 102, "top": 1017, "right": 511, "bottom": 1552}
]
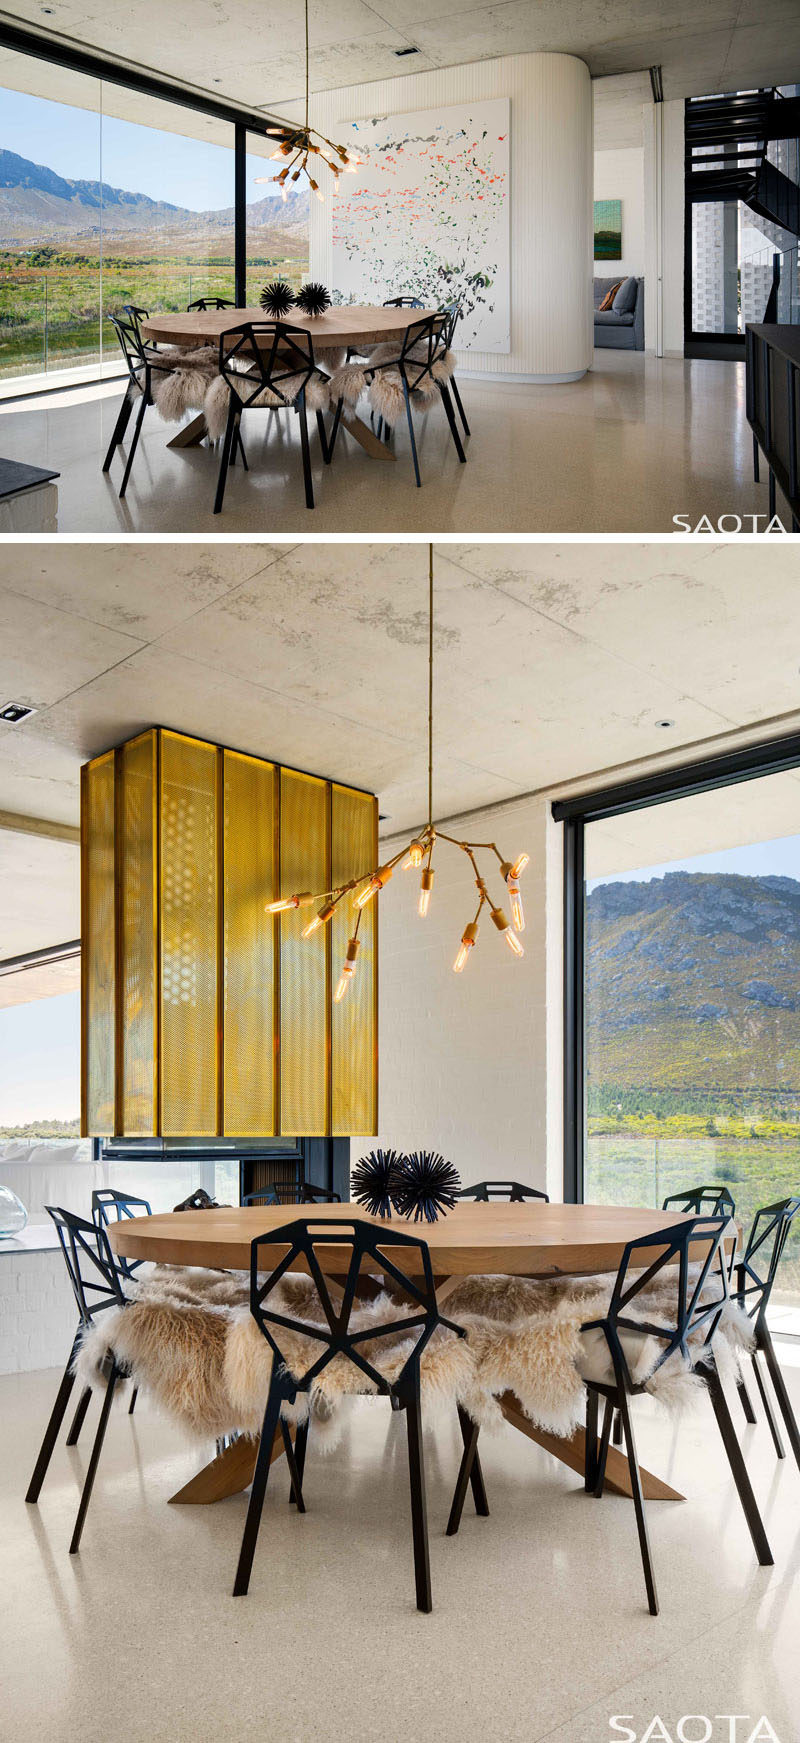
[
  {"left": 587, "top": 831, "right": 800, "bottom": 891},
  {"left": 1, "top": 85, "right": 280, "bottom": 210},
  {"left": 0, "top": 990, "right": 79, "bottom": 1127}
]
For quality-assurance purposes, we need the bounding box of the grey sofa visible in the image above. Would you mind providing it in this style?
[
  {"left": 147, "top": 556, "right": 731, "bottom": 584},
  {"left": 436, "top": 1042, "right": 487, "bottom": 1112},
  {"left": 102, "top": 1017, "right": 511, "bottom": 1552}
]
[{"left": 594, "top": 275, "right": 644, "bottom": 350}]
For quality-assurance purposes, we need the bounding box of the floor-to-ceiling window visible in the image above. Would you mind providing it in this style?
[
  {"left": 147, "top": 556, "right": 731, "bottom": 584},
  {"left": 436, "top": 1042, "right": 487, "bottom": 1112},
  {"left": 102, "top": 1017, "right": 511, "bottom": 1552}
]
[
  {"left": 559, "top": 743, "right": 800, "bottom": 1337},
  {"left": 0, "top": 47, "right": 309, "bottom": 390}
]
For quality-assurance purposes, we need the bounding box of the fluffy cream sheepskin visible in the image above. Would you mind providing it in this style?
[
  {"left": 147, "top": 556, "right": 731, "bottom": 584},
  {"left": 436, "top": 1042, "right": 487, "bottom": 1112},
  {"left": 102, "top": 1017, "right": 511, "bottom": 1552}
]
[
  {"left": 203, "top": 368, "right": 329, "bottom": 440},
  {"left": 74, "top": 1260, "right": 752, "bottom": 1450}
]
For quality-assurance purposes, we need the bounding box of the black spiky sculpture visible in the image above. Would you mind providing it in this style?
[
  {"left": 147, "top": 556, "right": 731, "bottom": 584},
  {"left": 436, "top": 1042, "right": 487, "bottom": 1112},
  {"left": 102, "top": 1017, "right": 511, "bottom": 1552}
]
[
  {"left": 392, "top": 1151, "right": 462, "bottom": 1224},
  {"left": 350, "top": 1149, "right": 403, "bottom": 1219},
  {"left": 259, "top": 280, "right": 295, "bottom": 318},
  {"left": 294, "top": 280, "right": 332, "bottom": 318}
]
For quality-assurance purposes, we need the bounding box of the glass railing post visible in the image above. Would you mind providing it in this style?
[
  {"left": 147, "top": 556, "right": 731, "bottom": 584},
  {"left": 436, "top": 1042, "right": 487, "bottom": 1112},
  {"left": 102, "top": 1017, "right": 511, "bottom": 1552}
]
[{"left": 43, "top": 274, "right": 48, "bottom": 373}]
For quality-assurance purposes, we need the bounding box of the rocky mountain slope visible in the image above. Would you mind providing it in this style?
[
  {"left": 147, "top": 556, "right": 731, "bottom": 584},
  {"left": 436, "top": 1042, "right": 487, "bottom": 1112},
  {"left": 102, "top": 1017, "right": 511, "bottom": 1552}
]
[{"left": 586, "top": 871, "right": 800, "bottom": 1092}]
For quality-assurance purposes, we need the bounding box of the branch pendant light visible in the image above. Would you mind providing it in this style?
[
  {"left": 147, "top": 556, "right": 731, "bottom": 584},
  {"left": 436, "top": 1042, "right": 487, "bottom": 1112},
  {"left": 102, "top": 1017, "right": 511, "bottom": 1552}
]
[
  {"left": 267, "top": 545, "right": 528, "bottom": 996},
  {"left": 255, "top": 0, "right": 361, "bottom": 203}
]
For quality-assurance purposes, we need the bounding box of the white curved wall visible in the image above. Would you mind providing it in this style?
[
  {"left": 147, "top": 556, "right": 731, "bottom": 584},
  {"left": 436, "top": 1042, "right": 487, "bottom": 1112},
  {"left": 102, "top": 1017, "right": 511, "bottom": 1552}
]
[{"left": 285, "top": 52, "right": 594, "bottom": 384}]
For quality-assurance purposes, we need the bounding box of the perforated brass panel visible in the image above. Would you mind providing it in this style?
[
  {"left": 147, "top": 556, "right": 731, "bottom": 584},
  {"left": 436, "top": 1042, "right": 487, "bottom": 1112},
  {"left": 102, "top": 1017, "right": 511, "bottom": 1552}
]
[
  {"left": 223, "top": 750, "right": 277, "bottom": 1136},
  {"left": 280, "top": 768, "right": 328, "bottom": 1136},
  {"left": 82, "top": 753, "right": 116, "bottom": 1136},
  {"left": 120, "top": 732, "right": 157, "bottom": 1135},
  {"left": 331, "top": 785, "right": 378, "bottom": 1136},
  {"left": 159, "top": 732, "right": 218, "bottom": 1136}
]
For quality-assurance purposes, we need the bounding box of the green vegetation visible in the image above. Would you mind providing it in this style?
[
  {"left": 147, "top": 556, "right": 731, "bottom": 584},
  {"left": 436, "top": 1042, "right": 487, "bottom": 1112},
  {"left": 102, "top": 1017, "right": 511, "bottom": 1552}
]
[
  {"left": 0, "top": 1119, "right": 80, "bottom": 1139},
  {"left": 0, "top": 243, "right": 308, "bottom": 378}
]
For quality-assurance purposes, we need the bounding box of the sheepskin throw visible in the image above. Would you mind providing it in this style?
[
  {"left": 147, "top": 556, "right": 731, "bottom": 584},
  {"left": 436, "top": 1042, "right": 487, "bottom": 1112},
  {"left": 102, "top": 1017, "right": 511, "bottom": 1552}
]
[
  {"left": 151, "top": 346, "right": 219, "bottom": 425},
  {"left": 203, "top": 367, "right": 330, "bottom": 442},
  {"left": 75, "top": 1261, "right": 753, "bottom": 1451}
]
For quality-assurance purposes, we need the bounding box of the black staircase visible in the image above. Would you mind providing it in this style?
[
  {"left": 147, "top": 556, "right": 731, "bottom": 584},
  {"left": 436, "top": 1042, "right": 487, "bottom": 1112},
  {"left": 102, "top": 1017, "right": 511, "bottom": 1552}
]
[{"left": 685, "top": 90, "right": 800, "bottom": 233}]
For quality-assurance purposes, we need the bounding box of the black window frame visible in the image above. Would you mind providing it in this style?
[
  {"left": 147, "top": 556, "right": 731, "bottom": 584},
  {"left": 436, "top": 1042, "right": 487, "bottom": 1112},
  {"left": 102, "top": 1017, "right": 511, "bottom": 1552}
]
[{"left": 553, "top": 727, "right": 800, "bottom": 1203}]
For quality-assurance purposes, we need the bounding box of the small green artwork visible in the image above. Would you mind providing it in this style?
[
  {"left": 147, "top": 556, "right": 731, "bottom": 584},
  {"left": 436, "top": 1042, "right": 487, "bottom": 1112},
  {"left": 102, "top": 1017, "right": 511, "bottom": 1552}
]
[{"left": 594, "top": 199, "right": 622, "bottom": 261}]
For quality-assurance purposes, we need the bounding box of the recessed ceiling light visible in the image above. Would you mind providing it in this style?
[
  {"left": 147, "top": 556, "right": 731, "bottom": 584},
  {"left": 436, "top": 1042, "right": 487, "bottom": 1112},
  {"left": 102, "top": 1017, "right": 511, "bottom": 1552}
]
[
  {"left": 654, "top": 718, "right": 675, "bottom": 729},
  {"left": 1, "top": 702, "right": 36, "bottom": 723},
  {"left": 394, "top": 46, "right": 420, "bottom": 56}
]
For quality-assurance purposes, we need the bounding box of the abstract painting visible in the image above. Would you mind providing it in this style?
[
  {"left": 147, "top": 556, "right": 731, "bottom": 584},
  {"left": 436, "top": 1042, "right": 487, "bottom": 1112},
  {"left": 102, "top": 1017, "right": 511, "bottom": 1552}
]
[
  {"left": 594, "top": 199, "right": 622, "bottom": 261},
  {"left": 331, "top": 98, "right": 510, "bottom": 353}
]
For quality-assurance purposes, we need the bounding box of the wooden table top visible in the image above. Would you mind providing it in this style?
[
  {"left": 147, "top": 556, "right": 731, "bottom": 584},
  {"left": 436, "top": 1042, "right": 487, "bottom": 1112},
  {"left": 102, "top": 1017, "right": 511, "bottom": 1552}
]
[
  {"left": 141, "top": 304, "right": 438, "bottom": 352},
  {"left": 109, "top": 1200, "right": 717, "bottom": 1279}
]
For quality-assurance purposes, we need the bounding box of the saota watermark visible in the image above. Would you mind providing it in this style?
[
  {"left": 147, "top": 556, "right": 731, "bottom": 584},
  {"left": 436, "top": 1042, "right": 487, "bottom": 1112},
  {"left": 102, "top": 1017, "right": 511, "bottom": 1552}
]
[
  {"left": 610, "top": 1718, "right": 781, "bottom": 1742},
  {"left": 672, "top": 514, "right": 788, "bottom": 534}
]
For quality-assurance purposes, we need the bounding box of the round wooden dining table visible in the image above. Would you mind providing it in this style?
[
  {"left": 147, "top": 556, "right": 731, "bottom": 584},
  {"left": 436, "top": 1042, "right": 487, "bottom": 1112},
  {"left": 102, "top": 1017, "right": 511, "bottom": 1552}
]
[
  {"left": 140, "top": 304, "right": 439, "bottom": 462},
  {"left": 110, "top": 1201, "right": 713, "bottom": 1509}
]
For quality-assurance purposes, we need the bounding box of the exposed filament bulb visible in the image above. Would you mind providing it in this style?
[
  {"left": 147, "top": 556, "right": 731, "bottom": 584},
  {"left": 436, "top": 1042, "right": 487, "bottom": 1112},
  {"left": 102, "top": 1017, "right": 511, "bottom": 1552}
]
[
  {"left": 418, "top": 867, "right": 434, "bottom": 917},
  {"left": 355, "top": 864, "right": 393, "bottom": 907},
  {"left": 403, "top": 839, "right": 425, "bottom": 870},
  {"left": 302, "top": 899, "right": 338, "bottom": 938},
  {"left": 490, "top": 905, "right": 524, "bottom": 958},
  {"left": 453, "top": 920, "right": 478, "bottom": 973},
  {"left": 334, "top": 937, "right": 360, "bottom": 1002},
  {"left": 507, "top": 877, "right": 525, "bottom": 933},
  {"left": 266, "top": 892, "right": 312, "bottom": 914}
]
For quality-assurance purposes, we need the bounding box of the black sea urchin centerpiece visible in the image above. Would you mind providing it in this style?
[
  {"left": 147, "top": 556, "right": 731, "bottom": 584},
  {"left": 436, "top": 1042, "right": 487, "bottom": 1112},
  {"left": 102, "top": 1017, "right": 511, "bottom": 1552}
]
[
  {"left": 294, "top": 281, "right": 332, "bottom": 318},
  {"left": 260, "top": 280, "right": 295, "bottom": 318},
  {"left": 350, "top": 1149, "right": 403, "bottom": 1219},
  {"left": 392, "top": 1151, "right": 462, "bottom": 1224}
]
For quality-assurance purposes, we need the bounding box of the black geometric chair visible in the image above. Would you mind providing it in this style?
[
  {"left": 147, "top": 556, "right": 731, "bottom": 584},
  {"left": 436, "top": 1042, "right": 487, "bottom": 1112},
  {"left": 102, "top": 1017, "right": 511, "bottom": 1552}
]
[
  {"left": 438, "top": 299, "right": 470, "bottom": 437},
  {"left": 212, "top": 321, "right": 331, "bottom": 514},
  {"left": 328, "top": 312, "right": 466, "bottom": 488},
  {"left": 242, "top": 1186, "right": 280, "bottom": 1207},
  {"left": 26, "top": 1207, "right": 131, "bottom": 1554},
  {"left": 187, "top": 296, "right": 236, "bottom": 311},
  {"left": 232, "top": 1216, "right": 485, "bottom": 1612},
  {"left": 57, "top": 1189, "right": 154, "bottom": 1439},
  {"left": 383, "top": 296, "right": 424, "bottom": 308},
  {"left": 458, "top": 1181, "right": 550, "bottom": 1204},
  {"left": 102, "top": 309, "right": 180, "bottom": 496},
  {"left": 662, "top": 1185, "right": 736, "bottom": 1216},
  {"left": 447, "top": 1216, "right": 773, "bottom": 1616},
  {"left": 731, "top": 1197, "right": 800, "bottom": 1470},
  {"left": 242, "top": 1184, "right": 341, "bottom": 1208}
]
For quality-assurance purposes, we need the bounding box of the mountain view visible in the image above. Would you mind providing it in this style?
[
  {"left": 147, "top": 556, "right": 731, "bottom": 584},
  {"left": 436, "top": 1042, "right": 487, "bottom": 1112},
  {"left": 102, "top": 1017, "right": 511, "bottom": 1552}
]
[
  {"left": 0, "top": 149, "right": 310, "bottom": 379},
  {"left": 0, "top": 148, "right": 310, "bottom": 244},
  {"left": 587, "top": 871, "right": 800, "bottom": 1111}
]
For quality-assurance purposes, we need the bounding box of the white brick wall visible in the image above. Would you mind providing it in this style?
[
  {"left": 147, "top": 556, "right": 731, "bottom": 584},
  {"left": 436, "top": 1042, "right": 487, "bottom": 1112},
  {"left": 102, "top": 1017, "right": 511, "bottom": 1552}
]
[
  {"left": 0, "top": 1249, "right": 76, "bottom": 1375},
  {"left": 371, "top": 793, "right": 563, "bottom": 1198}
]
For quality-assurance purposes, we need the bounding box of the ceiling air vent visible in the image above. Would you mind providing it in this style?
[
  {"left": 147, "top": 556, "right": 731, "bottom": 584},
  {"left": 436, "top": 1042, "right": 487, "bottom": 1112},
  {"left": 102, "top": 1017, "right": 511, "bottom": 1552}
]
[{"left": 394, "top": 46, "right": 420, "bottom": 56}]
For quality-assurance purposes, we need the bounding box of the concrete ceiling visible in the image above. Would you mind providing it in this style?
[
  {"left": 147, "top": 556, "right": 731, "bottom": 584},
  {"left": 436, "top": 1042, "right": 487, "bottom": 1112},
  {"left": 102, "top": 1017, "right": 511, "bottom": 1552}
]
[
  {"left": 1, "top": 0, "right": 799, "bottom": 117},
  {"left": 3, "top": 540, "right": 800, "bottom": 959}
]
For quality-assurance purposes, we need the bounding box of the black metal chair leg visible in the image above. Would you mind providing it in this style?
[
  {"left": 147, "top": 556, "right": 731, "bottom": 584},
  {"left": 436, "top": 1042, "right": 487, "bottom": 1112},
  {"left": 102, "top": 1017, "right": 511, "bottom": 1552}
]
[
  {"left": 753, "top": 431, "right": 760, "bottom": 483},
  {"left": 450, "top": 377, "right": 471, "bottom": 437},
  {"left": 233, "top": 1382, "right": 283, "bottom": 1596},
  {"left": 401, "top": 379, "right": 422, "bottom": 488},
  {"left": 593, "top": 1396, "right": 614, "bottom": 1499},
  {"left": 769, "top": 468, "right": 776, "bottom": 518},
  {"left": 118, "top": 390, "right": 147, "bottom": 498},
  {"left": 282, "top": 1420, "right": 306, "bottom": 1513},
  {"left": 69, "top": 1363, "right": 120, "bottom": 1554},
  {"left": 404, "top": 1381, "right": 432, "bottom": 1612},
  {"left": 294, "top": 1416, "right": 309, "bottom": 1490},
  {"left": 758, "top": 1324, "right": 800, "bottom": 1471},
  {"left": 128, "top": 1386, "right": 138, "bottom": 1418},
  {"left": 213, "top": 399, "right": 237, "bottom": 515},
  {"left": 26, "top": 1335, "right": 81, "bottom": 1502},
  {"left": 616, "top": 1381, "right": 659, "bottom": 1615},
  {"left": 102, "top": 386, "right": 135, "bottom": 472},
  {"left": 315, "top": 409, "right": 330, "bottom": 464},
  {"left": 612, "top": 1407, "right": 623, "bottom": 1446},
  {"left": 703, "top": 1365, "right": 773, "bottom": 1565},
  {"left": 437, "top": 381, "right": 467, "bottom": 464},
  {"left": 750, "top": 1351, "right": 784, "bottom": 1457},
  {"left": 298, "top": 395, "right": 314, "bottom": 509},
  {"left": 736, "top": 1371, "right": 758, "bottom": 1426},
  {"left": 326, "top": 398, "right": 344, "bottom": 464},
  {"left": 584, "top": 1387, "right": 599, "bottom": 1492},
  {"left": 65, "top": 1386, "right": 92, "bottom": 1447},
  {"left": 446, "top": 1406, "right": 487, "bottom": 1536}
]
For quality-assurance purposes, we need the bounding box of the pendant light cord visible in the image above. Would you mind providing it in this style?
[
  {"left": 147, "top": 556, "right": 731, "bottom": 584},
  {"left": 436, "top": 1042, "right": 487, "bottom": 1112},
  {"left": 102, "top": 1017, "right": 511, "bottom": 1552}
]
[
  {"left": 304, "top": 0, "right": 310, "bottom": 133},
  {"left": 428, "top": 542, "right": 434, "bottom": 834}
]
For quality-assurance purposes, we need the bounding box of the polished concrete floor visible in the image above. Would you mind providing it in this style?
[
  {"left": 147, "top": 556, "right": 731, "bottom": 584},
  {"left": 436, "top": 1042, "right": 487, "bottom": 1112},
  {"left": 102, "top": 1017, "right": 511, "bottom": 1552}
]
[
  {"left": 2, "top": 1356, "right": 799, "bottom": 1742},
  {"left": 0, "top": 352, "right": 778, "bottom": 534}
]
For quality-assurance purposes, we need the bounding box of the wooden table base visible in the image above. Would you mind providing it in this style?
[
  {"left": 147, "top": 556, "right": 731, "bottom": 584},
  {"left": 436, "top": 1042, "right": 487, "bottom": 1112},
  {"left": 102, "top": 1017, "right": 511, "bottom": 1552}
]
[
  {"left": 169, "top": 1423, "right": 292, "bottom": 1505},
  {"left": 164, "top": 407, "right": 394, "bottom": 461},
  {"left": 498, "top": 1393, "right": 684, "bottom": 1502}
]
